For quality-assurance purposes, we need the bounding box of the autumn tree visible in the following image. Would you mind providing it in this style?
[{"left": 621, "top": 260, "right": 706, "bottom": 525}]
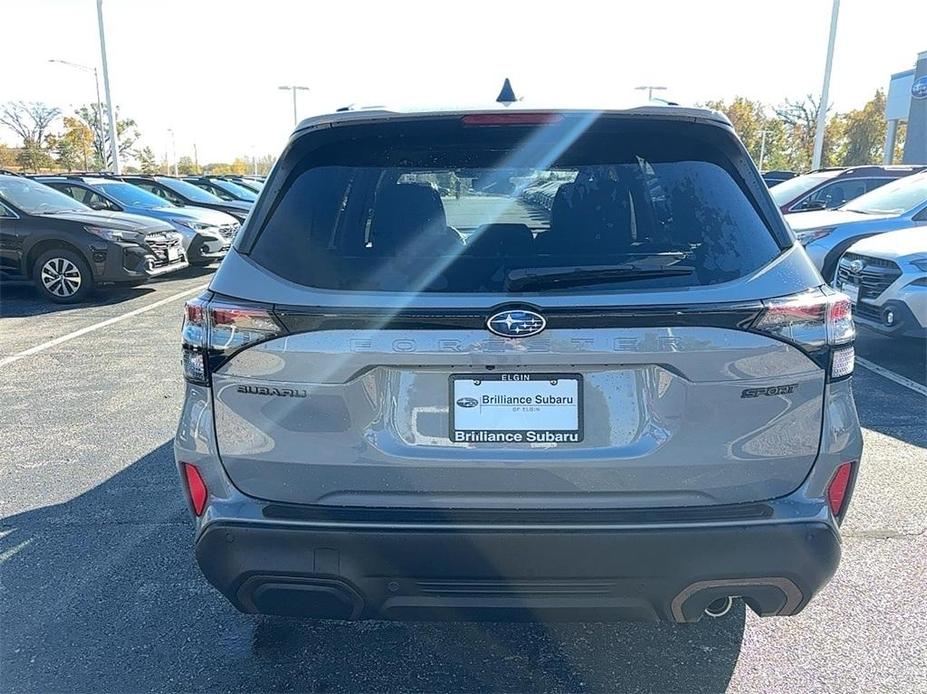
[
  {"left": 176, "top": 155, "right": 198, "bottom": 175},
  {"left": 0, "top": 101, "right": 61, "bottom": 172},
  {"left": 73, "top": 104, "right": 141, "bottom": 170}
]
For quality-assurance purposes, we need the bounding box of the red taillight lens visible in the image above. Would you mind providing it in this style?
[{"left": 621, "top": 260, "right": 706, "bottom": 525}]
[
  {"left": 182, "top": 463, "right": 208, "bottom": 516},
  {"left": 751, "top": 290, "right": 855, "bottom": 376},
  {"left": 180, "top": 297, "right": 283, "bottom": 385},
  {"left": 827, "top": 462, "right": 854, "bottom": 516}
]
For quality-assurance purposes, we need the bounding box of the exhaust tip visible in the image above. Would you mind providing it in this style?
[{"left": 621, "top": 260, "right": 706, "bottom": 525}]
[{"left": 704, "top": 596, "right": 734, "bottom": 618}]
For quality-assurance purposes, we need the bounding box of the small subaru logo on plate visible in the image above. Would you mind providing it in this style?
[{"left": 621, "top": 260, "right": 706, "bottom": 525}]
[
  {"left": 848, "top": 259, "right": 865, "bottom": 274},
  {"left": 456, "top": 397, "right": 479, "bottom": 408},
  {"left": 487, "top": 309, "right": 547, "bottom": 338}
]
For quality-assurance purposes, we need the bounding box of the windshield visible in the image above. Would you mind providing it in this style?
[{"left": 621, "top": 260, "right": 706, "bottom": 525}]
[
  {"left": 843, "top": 174, "right": 927, "bottom": 215},
  {"left": 158, "top": 178, "right": 224, "bottom": 203},
  {"left": 250, "top": 121, "right": 782, "bottom": 293},
  {"left": 769, "top": 172, "right": 838, "bottom": 205},
  {"left": 210, "top": 179, "right": 257, "bottom": 201},
  {"left": 94, "top": 181, "right": 174, "bottom": 209},
  {"left": 0, "top": 176, "right": 89, "bottom": 215}
]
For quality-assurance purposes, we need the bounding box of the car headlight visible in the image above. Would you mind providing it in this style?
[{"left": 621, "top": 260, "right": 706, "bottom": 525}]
[
  {"left": 84, "top": 225, "right": 134, "bottom": 242},
  {"left": 910, "top": 258, "right": 927, "bottom": 273},
  {"left": 170, "top": 218, "right": 218, "bottom": 233},
  {"left": 795, "top": 227, "right": 835, "bottom": 246}
]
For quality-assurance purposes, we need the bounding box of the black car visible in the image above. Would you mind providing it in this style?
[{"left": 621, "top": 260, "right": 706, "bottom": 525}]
[
  {"left": 119, "top": 175, "right": 251, "bottom": 223},
  {"left": 761, "top": 170, "right": 796, "bottom": 187},
  {"left": 0, "top": 174, "right": 187, "bottom": 303},
  {"left": 182, "top": 176, "right": 258, "bottom": 204}
]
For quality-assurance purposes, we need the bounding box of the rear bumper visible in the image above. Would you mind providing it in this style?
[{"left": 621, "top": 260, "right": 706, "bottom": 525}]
[{"left": 195, "top": 510, "right": 840, "bottom": 623}]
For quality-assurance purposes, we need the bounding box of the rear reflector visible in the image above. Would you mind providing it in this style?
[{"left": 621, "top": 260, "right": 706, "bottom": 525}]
[
  {"left": 461, "top": 113, "right": 564, "bottom": 126},
  {"left": 182, "top": 463, "right": 208, "bottom": 516},
  {"left": 827, "top": 462, "right": 854, "bottom": 516}
]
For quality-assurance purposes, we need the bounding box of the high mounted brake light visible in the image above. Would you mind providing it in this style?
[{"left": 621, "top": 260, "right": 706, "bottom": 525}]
[
  {"left": 751, "top": 289, "right": 855, "bottom": 378},
  {"left": 461, "top": 113, "right": 565, "bottom": 126},
  {"left": 180, "top": 296, "right": 284, "bottom": 385}
]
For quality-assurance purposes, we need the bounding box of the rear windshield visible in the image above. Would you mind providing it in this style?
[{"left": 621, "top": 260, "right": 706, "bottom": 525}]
[{"left": 249, "top": 119, "right": 781, "bottom": 293}]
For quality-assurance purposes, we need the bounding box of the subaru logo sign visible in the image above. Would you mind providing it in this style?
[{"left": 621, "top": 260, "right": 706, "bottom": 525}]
[
  {"left": 912, "top": 76, "right": 927, "bottom": 100},
  {"left": 848, "top": 258, "right": 866, "bottom": 274},
  {"left": 456, "top": 397, "right": 479, "bottom": 408},
  {"left": 487, "top": 309, "right": 547, "bottom": 338}
]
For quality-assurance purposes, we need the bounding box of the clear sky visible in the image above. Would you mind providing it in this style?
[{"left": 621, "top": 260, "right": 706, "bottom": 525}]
[{"left": 2, "top": 0, "right": 925, "bottom": 164}]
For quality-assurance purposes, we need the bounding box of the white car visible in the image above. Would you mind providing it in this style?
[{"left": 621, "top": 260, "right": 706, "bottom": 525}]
[{"left": 835, "top": 228, "right": 927, "bottom": 338}]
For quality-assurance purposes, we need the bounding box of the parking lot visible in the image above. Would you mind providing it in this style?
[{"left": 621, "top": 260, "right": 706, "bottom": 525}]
[{"left": 0, "top": 266, "right": 925, "bottom": 694}]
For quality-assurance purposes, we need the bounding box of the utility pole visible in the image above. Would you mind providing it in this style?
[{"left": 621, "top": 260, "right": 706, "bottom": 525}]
[
  {"left": 193, "top": 143, "right": 199, "bottom": 174},
  {"left": 635, "top": 85, "right": 667, "bottom": 101},
  {"left": 168, "top": 128, "right": 177, "bottom": 176},
  {"left": 278, "top": 85, "right": 310, "bottom": 126},
  {"left": 812, "top": 0, "right": 840, "bottom": 170},
  {"left": 758, "top": 130, "right": 768, "bottom": 173},
  {"left": 49, "top": 60, "right": 106, "bottom": 169},
  {"left": 96, "top": 0, "right": 120, "bottom": 174}
]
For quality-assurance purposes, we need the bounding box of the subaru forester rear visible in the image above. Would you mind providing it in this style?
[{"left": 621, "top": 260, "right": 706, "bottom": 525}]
[{"left": 174, "top": 106, "right": 862, "bottom": 623}]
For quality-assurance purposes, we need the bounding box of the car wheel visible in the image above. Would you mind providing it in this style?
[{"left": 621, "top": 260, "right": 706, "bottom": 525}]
[{"left": 33, "top": 249, "right": 93, "bottom": 303}]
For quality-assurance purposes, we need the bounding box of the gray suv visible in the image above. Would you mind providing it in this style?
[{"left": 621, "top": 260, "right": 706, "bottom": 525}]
[{"left": 174, "top": 106, "right": 863, "bottom": 623}]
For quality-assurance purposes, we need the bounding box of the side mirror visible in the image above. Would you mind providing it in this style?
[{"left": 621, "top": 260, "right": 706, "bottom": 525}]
[
  {"left": 803, "top": 200, "right": 827, "bottom": 211},
  {"left": 88, "top": 199, "right": 111, "bottom": 211}
]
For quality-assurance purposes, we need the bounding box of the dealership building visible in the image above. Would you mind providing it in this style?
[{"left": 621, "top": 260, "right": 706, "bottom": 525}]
[{"left": 885, "top": 50, "right": 927, "bottom": 164}]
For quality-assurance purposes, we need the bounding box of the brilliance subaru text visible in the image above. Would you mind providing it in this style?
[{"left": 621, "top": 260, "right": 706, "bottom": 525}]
[{"left": 174, "top": 105, "right": 862, "bottom": 623}]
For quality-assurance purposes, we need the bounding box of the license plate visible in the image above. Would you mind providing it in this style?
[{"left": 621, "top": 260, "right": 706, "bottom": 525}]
[
  {"left": 840, "top": 282, "right": 859, "bottom": 304},
  {"left": 449, "top": 373, "right": 583, "bottom": 444},
  {"left": 167, "top": 246, "right": 180, "bottom": 262}
]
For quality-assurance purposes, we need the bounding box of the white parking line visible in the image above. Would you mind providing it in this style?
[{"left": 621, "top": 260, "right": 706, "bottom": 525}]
[
  {"left": 856, "top": 357, "right": 927, "bottom": 397},
  {"left": 0, "top": 284, "right": 207, "bottom": 369}
]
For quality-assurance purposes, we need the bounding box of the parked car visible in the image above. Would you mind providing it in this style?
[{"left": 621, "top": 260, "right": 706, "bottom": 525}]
[
  {"left": 772, "top": 165, "right": 924, "bottom": 215},
  {"left": 0, "top": 173, "right": 186, "bottom": 302},
  {"left": 119, "top": 175, "right": 251, "bottom": 223},
  {"left": 182, "top": 176, "right": 258, "bottom": 204},
  {"left": 35, "top": 175, "right": 239, "bottom": 266},
  {"left": 209, "top": 175, "right": 265, "bottom": 193},
  {"left": 787, "top": 171, "right": 927, "bottom": 281},
  {"left": 761, "top": 170, "right": 796, "bottom": 187},
  {"left": 835, "top": 228, "right": 927, "bottom": 338},
  {"left": 174, "top": 106, "right": 861, "bottom": 624}
]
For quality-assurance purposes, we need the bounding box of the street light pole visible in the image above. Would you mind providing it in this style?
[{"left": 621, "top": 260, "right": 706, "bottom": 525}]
[
  {"left": 48, "top": 59, "right": 106, "bottom": 170},
  {"left": 278, "top": 85, "right": 310, "bottom": 126},
  {"left": 635, "top": 85, "right": 667, "bottom": 101},
  {"left": 812, "top": 0, "right": 840, "bottom": 170},
  {"left": 168, "top": 128, "right": 177, "bottom": 176},
  {"left": 96, "top": 0, "right": 120, "bottom": 174}
]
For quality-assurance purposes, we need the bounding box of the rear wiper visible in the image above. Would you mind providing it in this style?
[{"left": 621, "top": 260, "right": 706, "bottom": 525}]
[{"left": 505, "top": 264, "right": 694, "bottom": 291}]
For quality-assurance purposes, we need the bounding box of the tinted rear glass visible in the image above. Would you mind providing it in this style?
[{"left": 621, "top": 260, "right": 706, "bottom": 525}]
[{"left": 249, "top": 118, "right": 781, "bottom": 293}]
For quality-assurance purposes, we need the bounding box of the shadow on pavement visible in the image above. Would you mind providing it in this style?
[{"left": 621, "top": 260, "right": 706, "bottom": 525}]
[
  {"left": 1, "top": 442, "right": 746, "bottom": 693},
  {"left": 853, "top": 367, "right": 926, "bottom": 449},
  {"left": 0, "top": 265, "right": 216, "bottom": 318}
]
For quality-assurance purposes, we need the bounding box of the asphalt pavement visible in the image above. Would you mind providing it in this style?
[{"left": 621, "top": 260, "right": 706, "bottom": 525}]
[{"left": 0, "top": 267, "right": 925, "bottom": 694}]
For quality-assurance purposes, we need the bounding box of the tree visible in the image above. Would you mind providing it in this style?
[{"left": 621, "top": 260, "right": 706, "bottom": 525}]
[
  {"left": 73, "top": 104, "right": 141, "bottom": 170},
  {"left": 137, "top": 146, "right": 159, "bottom": 174},
  {"left": 835, "top": 90, "right": 887, "bottom": 166},
  {"left": 56, "top": 117, "right": 94, "bottom": 170},
  {"left": 176, "top": 155, "right": 197, "bottom": 175},
  {"left": 0, "top": 101, "right": 61, "bottom": 172},
  {"left": 774, "top": 95, "right": 824, "bottom": 171},
  {"left": 0, "top": 143, "right": 17, "bottom": 169}
]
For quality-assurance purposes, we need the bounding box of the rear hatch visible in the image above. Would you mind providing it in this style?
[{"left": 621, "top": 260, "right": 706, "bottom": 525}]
[{"left": 196, "top": 110, "right": 838, "bottom": 509}]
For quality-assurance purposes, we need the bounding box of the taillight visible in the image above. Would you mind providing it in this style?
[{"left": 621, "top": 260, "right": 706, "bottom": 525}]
[
  {"left": 181, "top": 295, "right": 283, "bottom": 385},
  {"left": 827, "top": 462, "right": 854, "bottom": 517},
  {"left": 751, "top": 289, "right": 855, "bottom": 378},
  {"left": 461, "top": 113, "right": 565, "bottom": 126},
  {"left": 182, "top": 463, "right": 208, "bottom": 516}
]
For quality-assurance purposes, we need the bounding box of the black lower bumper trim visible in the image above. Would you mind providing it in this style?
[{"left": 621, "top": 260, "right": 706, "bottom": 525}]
[{"left": 196, "top": 519, "right": 840, "bottom": 623}]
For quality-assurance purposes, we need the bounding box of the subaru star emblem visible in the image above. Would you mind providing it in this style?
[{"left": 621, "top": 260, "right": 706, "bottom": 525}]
[
  {"left": 487, "top": 309, "right": 547, "bottom": 338},
  {"left": 912, "top": 76, "right": 927, "bottom": 100},
  {"left": 456, "top": 397, "right": 479, "bottom": 408},
  {"left": 848, "top": 259, "right": 865, "bottom": 274}
]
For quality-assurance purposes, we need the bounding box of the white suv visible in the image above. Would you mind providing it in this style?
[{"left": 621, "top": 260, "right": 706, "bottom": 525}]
[{"left": 836, "top": 228, "right": 927, "bottom": 338}]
